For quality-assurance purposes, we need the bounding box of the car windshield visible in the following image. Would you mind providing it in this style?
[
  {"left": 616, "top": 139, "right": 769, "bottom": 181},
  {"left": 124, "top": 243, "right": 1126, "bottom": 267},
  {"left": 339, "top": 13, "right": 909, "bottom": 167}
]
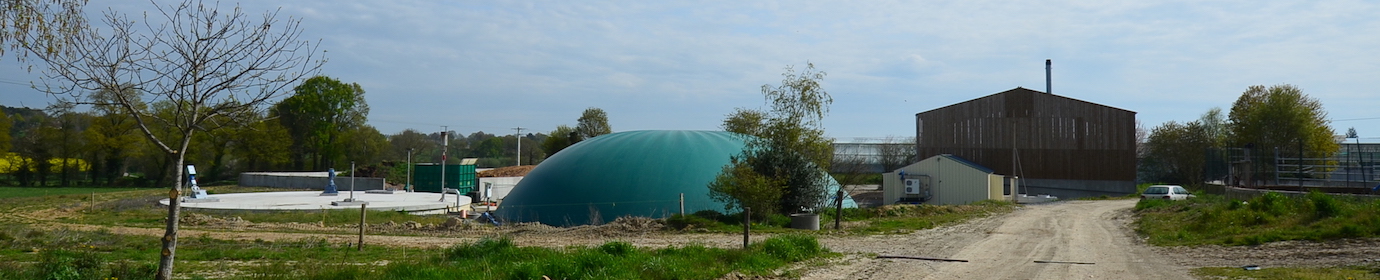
[
  {"left": 1173, "top": 186, "right": 1188, "bottom": 194},
  {"left": 1144, "top": 187, "right": 1169, "bottom": 195}
]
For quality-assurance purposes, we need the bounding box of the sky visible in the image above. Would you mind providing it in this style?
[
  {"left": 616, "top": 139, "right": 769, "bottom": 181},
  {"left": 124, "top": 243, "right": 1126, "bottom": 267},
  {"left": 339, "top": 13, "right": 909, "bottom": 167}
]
[{"left": 4, "top": 0, "right": 1380, "bottom": 143}]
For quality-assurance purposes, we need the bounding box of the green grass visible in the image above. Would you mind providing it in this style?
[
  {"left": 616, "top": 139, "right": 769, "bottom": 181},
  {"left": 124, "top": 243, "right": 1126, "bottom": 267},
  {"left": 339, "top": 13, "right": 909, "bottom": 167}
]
[
  {"left": 0, "top": 186, "right": 150, "bottom": 199},
  {"left": 1135, "top": 191, "right": 1380, "bottom": 246},
  {"left": 0, "top": 185, "right": 452, "bottom": 228},
  {"left": 667, "top": 200, "right": 1015, "bottom": 234},
  {"left": 1192, "top": 265, "right": 1380, "bottom": 280},
  {"left": 0, "top": 221, "right": 830, "bottom": 280}
]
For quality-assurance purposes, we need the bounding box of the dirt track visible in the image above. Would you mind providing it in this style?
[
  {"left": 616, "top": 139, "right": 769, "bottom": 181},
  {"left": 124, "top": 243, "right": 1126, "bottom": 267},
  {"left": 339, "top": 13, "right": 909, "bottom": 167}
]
[{"left": 801, "top": 199, "right": 1192, "bottom": 279}]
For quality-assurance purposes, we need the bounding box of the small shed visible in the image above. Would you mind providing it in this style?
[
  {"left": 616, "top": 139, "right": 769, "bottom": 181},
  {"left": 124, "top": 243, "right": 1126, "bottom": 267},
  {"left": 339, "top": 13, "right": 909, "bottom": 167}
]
[
  {"left": 882, "top": 154, "right": 1008, "bottom": 205},
  {"left": 412, "top": 162, "right": 478, "bottom": 194}
]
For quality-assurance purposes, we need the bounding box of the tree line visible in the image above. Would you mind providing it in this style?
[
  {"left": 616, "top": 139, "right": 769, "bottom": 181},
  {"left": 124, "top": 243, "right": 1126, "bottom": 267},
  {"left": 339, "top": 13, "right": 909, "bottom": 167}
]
[{"left": 1139, "top": 84, "right": 1340, "bottom": 187}]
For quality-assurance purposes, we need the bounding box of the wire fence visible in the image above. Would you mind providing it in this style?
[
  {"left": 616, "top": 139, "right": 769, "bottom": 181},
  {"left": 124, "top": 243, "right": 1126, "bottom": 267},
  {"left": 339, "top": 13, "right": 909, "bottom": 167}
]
[{"left": 1206, "top": 147, "right": 1379, "bottom": 190}]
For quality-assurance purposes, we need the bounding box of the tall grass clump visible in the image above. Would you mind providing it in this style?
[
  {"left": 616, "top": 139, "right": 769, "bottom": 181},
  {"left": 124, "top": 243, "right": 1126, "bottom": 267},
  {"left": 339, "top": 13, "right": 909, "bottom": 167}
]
[
  {"left": 1135, "top": 191, "right": 1380, "bottom": 246},
  {"left": 328, "top": 235, "right": 831, "bottom": 279},
  {"left": 0, "top": 247, "right": 156, "bottom": 280}
]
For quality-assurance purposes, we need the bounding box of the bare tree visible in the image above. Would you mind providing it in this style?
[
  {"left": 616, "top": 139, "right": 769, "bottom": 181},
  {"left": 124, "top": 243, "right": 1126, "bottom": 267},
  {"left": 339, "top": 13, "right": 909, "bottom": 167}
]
[
  {"left": 21, "top": 1, "right": 323, "bottom": 279},
  {"left": 878, "top": 136, "right": 917, "bottom": 172}
]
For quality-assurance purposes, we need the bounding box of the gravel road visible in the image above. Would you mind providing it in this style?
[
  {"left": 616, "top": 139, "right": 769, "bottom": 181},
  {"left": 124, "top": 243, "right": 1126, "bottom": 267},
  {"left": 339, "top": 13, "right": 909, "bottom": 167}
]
[{"left": 803, "top": 199, "right": 1192, "bottom": 279}]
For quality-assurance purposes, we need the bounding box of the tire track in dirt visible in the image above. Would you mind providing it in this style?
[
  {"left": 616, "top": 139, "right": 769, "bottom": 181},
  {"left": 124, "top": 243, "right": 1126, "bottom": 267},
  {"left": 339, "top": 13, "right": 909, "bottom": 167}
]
[{"left": 800, "top": 200, "right": 1192, "bottom": 279}]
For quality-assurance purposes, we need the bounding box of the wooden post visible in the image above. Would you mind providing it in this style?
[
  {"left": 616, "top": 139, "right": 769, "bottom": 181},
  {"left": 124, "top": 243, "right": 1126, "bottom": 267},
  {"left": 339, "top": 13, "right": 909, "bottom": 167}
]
[
  {"left": 358, "top": 204, "right": 366, "bottom": 251},
  {"left": 90, "top": 192, "right": 95, "bottom": 213},
  {"left": 679, "top": 193, "right": 685, "bottom": 217},
  {"left": 742, "top": 207, "right": 750, "bottom": 249},
  {"left": 835, "top": 189, "right": 843, "bottom": 230}
]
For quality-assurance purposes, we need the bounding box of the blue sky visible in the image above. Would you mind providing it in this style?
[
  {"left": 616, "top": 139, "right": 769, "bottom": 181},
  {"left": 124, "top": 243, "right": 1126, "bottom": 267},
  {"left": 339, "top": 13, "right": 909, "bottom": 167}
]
[{"left": 3, "top": 0, "right": 1380, "bottom": 142}]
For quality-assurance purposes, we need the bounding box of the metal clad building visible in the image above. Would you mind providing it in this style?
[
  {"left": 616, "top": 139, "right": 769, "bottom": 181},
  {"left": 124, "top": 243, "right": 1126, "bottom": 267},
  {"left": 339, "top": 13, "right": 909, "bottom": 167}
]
[
  {"left": 915, "top": 87, "right": 1136, "bottom": 198},
  {"left": 883, "top": 154, "right": 1006, "bottom": 205}
]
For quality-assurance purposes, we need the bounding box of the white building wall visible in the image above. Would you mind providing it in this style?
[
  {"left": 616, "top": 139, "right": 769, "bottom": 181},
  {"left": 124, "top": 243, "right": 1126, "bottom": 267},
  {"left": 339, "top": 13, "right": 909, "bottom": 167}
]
[
  {"left": 881, "top": 155, "right": 1001, "bottom": 205},
  {"left": 478, "top": 177, "right": 523, "bottom": 202}
]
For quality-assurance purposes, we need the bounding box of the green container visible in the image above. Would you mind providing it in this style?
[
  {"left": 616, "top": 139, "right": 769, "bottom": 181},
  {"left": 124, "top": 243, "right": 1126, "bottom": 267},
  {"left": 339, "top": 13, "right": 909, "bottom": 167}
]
[{"left": 412, "top": 164, "right": 476, "bottom": 194}]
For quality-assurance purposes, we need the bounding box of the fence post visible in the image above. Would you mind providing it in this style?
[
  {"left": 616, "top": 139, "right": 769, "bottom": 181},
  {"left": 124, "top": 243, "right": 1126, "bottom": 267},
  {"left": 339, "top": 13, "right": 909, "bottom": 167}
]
[
  {"left": 835, "top": 189, "right": 843, "bottom": 230},
  {"left": 358, "top": 204, "right": 366, "bottom": 251},
  {"left": 679, "top": 193, "right": 684, "bottom": 217},
  {"left": 742, "top": 207, "right": 750, "bottom": 250}
]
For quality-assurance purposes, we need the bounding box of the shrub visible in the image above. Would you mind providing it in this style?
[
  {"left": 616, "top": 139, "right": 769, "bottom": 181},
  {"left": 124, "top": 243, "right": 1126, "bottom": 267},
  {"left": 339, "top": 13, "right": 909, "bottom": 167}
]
[
  {"left": 1250, "top": 192, "right": 1291, "bottom": 215},
  {"left": 1306, "top": 191, "right": 1345, "bottom": 219},
  {"left": 598, "top": 241, "right": 635, "bottom": 256}
]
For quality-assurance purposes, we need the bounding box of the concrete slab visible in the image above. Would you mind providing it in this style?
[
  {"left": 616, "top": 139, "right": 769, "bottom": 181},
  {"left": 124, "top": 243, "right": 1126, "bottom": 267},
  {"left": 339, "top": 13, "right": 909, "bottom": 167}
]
[{"left": 159, "top": 191, "right": 469, "bottom": 213}]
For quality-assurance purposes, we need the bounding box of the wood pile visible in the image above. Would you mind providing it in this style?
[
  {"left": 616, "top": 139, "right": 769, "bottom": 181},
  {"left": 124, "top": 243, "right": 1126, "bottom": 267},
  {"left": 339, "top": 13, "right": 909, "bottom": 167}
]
[{"left": 478, "top": 165, "right": 535, "bottom": 177}]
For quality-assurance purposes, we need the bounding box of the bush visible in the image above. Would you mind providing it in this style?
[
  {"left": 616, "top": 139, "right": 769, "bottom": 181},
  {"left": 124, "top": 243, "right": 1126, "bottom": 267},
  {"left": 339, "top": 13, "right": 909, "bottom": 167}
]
[
  {"left": 598, "top": 241, "right": 635, "bottom": 256},
  {"left": 1307, "top": 191, "right": 1345, "bottom": 219}
]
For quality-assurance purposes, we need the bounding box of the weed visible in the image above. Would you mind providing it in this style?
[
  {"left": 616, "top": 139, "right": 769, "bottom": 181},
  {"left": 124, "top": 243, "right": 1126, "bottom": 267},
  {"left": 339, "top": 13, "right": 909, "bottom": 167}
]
[{"left": 1136, "top": 192, "right": 1380, "bottom": 246}]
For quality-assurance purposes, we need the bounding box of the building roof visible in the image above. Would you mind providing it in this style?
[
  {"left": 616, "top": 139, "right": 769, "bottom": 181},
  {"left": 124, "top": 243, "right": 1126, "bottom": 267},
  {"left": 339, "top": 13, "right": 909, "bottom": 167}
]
[
  {"left": 915, "top": 87, "right": 1136, "bottom": 116},
  {"left": 937, "top": 154, "right": 994, "bottom": 174}
]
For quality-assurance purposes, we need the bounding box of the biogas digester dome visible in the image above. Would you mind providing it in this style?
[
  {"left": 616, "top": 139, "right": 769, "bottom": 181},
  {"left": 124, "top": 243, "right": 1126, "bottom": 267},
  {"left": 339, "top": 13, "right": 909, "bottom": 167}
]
[{"left": 497, "top": 130, "right": 856, "bottom": 226}]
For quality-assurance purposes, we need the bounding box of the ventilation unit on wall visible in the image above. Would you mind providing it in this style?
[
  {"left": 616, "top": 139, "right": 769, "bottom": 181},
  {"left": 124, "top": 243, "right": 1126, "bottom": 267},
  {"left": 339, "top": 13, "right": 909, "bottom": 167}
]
[{"left": 904, "top": 179, "right": 922, "bottom": 194}]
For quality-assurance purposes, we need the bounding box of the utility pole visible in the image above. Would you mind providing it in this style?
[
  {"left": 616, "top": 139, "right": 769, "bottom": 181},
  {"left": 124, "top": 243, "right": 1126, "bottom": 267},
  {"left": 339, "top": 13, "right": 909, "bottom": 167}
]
[
  {"left": 439, "top": 126, "right": 448, "bottom": 202},
  {"left": 513, "top": 127, "right": 525, "bottom": 166},
  {"left": 406, "top": 148, "right": 414, "bottom": 192}
]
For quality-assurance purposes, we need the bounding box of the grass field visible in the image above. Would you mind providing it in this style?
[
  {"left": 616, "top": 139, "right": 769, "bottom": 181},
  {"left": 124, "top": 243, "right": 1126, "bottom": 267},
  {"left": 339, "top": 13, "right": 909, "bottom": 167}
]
[
  {"left": 0, "top": 186, "right": 151, "bottom": 199},
  {"left": 1135, "top": 191, "right": 1380, "bottom": 246},
  {"left": 666, "top": 199, "right": 1015, "bottom": 234},
  {"left": 0, "top": 185, "right": 1015, "bottom": 279},
  {"left": 1192, "top": 265, "right": 1380, "bottom": 280},
  {"left": 0, "top": 220, "right": 830, "bottom": 280}
]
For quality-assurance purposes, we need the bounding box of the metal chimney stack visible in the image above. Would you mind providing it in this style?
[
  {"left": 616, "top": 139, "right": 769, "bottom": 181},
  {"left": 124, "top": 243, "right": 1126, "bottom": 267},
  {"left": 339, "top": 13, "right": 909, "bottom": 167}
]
[{"left": 1045, "top": 59, "right": 1052, "bottom": 94}]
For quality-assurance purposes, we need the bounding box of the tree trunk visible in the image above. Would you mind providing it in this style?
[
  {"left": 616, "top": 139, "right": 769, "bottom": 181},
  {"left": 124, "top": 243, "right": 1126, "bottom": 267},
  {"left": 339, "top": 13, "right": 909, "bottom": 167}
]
[{"left": 155, "top": 136, "right": 191, "bottom": 280}]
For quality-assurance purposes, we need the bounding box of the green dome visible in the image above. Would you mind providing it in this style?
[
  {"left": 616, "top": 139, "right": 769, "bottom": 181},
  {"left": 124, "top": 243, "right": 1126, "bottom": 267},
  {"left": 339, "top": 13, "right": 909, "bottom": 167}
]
[{"left": 496, "top": 130, "right": 855, "bottom": 226}]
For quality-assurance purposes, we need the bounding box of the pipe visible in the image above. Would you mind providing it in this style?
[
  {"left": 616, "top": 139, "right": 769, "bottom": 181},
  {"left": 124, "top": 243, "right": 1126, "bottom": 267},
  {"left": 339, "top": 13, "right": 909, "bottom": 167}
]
[{"left": 1045, "top": 59, "right": 1052, "bottom": 94}]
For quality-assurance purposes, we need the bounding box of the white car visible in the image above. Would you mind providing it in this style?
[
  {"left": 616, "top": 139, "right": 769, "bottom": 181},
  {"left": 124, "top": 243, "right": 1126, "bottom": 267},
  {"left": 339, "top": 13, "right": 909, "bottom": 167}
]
[{"left": 1140, "top": 185, "right": 1193, "bottom": 200}]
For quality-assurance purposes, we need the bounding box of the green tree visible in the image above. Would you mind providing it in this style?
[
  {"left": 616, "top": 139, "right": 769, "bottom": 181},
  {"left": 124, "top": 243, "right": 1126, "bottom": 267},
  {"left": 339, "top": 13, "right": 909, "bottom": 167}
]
[
  {"left": 1198, "top": 107, "right": 1228, "bottom": 147},
  {"left": 1227, "top": 85, "right": 1337, "bottom": 158},
  {"left": 0, "top": 111, "right": 11, "bottom": 153},
  {"left": 707, "top": 157, "right": 783, "bottom": 221},
  {"left": 21, "top": 1, "right": 324, "bottom": 278},
  {"left": 273, "top": 76, "right": 369, "bottom": 170},
  {"left": 345, "top": 125, "right": 389, "bottom": 166},
  {"left": 83, "top": 86, "right": 146, "bottom": 184},
  {"left": 231, "top": 118, "right": 291, "bottom": 172},
  {"left": 388, "top": 129, "right": 439, "bottom": 163},
  {"left": 474, "top": 137, "right": 505, "bottom": 159},
  {"left": 722, "top": 108, "right": 767, "bottom": 136},
  {"left": 541, "top": 125, "right": 579, "bottom": 155},
  {"left": 710, "top": 63, "right": 834, "bottom": 216},
  {"left": 576, "top": 107, "right": 612, "bottom": 140},
  {"left": 1143, "top": 121, "right": 1214, "bottom": 186}
]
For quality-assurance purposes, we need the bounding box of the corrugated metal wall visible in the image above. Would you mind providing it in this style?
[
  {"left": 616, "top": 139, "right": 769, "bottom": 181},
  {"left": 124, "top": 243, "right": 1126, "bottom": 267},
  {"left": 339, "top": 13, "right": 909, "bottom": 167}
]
[
  {"left": 915, "top": 87, "right": 1136, "bottom": 182},
  {"left": 882, "top": 155, "right": 1001, "bottom": 205}
]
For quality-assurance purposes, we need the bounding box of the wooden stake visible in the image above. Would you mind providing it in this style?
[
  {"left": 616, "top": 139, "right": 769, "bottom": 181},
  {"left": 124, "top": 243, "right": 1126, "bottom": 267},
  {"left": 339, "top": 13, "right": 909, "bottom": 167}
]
[
  {"left": 742, "top": 207, "right": 750, "bottom": 249},
  {"left": 358, "top": 204, "right": 366, "bottom": 251},
  {"left": 835, "top": 189, "right": 843, "bottom": 230}
]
